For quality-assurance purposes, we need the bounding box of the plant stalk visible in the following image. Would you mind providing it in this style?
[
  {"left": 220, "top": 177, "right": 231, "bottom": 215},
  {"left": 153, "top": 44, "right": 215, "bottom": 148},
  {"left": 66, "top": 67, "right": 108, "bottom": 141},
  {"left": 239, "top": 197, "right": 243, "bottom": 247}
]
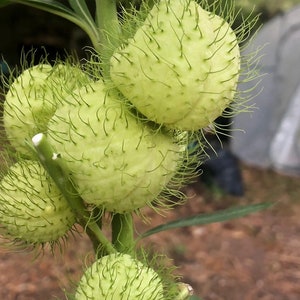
[
  {"left": 111, "top": 212, "right": 135, "bottom": 255},
  {"left": 31, "top": 133, "right": 116, "bottom": 255}
]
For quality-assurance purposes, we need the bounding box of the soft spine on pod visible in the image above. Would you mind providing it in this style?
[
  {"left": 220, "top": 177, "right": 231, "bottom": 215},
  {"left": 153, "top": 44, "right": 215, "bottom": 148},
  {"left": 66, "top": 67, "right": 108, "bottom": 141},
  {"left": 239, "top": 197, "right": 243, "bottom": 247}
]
[
  {"left": 110, "top": 0, "right": 241, "bottom": 130},
  {"left": 75, "top": 253, "right": 164, "bottom": 300},
  {"left": 0, "top": 160, "right": 76, "bottom": 244},
  {"left": 47, "top": 80, "right": 185, "bottom": 213},
  {"left": 3, "top": 63, "right": 90, "bottom": 157}
]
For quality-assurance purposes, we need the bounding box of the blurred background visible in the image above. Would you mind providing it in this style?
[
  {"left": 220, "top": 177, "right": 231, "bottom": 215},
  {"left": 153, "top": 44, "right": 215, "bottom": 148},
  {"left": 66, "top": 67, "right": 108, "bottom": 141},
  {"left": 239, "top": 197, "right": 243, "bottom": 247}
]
[{"left": 1, "top": 0, "right": 300, "bottom": 299}]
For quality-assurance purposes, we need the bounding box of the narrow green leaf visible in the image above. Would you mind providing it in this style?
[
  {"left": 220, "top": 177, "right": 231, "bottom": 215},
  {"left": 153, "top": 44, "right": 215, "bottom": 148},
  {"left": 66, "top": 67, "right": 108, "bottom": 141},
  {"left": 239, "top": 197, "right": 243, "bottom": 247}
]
[
  {"left": 140, "top": 202, "right": 273, "bottom": 238},
  {"left": 9, "top": 0, "right": 100, "bottom": 48},
  {"left": 68, "top": 0, "right": 99, "bottom": 41},
  {"left": 9, "top": 0, "right": 85, "bottom": 27},
  {"left": 68, "top": 0, "right": 93, "bottom": 20},
  {"left": 11, "top": 0, "right": 75, "bottom": 15}
]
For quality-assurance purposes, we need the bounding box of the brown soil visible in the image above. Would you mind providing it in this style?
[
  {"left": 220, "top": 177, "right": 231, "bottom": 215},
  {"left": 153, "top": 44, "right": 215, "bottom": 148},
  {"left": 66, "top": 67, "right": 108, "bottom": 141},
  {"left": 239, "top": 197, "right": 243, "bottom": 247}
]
[{"left": 0, "top": 164, "right": 300, "bottom": 300}]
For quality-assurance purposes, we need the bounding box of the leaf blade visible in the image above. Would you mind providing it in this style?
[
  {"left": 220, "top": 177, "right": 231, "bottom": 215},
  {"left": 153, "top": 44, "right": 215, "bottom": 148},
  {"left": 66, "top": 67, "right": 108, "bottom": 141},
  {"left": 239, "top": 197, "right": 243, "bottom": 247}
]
[
  {"left": 140, "top": 202, "right": 273, "bottom": 239},
  {"left": 11, "top": 0, "right": 75, "bottom": 16},
  {"left": 8, "top": 0, "right": 100, "bottom": 47},
  {"left": 68, "top": 0, "right": 99, "bottom": 40},
  {"left": 68, "top": 0, "right": 93, "bottom": 20}
]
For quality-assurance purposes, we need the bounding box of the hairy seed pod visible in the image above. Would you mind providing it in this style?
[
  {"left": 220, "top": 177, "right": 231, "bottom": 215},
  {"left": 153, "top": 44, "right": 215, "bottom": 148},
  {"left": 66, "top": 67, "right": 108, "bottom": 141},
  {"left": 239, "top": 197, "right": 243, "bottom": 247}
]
[
  {"left": 47, "top": 80, "right": 184, "bottom": 213},
  {"left": 3, "top": 63, "right": 90, "bottom": 157},
  {"left": 110, "top": 0, "right": 240, "bottom": 130},
  {"left": 75, "top": 253, "right": 164, "bottom": 300},
  {"left": 0, "top": 160, "right": 76, "bottom": 244}
]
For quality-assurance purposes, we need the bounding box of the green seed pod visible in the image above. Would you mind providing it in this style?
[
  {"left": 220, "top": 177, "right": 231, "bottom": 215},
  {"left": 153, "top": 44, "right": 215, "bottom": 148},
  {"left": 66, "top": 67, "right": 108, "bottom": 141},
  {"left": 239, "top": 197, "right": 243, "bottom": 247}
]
[
  {"left": 0, "top": 160, "right": 76, "bottom": 244},
  {"left": 47, "top": 81, "right": 184, "bottom": 213},
  {"left": 3, "top": 63, "right": 90, "bottom": 157},
  {"left": 110, "top": 0, "right": 240, "bottom": 131},
  {"left": 75, "top": 253, "right": 164, "bottom": 300}
]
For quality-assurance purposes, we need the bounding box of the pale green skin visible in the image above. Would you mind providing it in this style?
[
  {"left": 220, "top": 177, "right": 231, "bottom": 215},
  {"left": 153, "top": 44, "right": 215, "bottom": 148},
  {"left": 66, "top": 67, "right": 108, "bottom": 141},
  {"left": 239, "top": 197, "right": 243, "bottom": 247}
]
[
  {"left": 110, "top": 0, "right": 240, "bottom": 130},
  {"left": 3, "top": 63, "right": 90, "bottom": 157},
  {"left": 75, "top": 253, "right": 164, "bottom": 300},
  {"left": 0, "top": 160, "right": 76, "bottom": 243},
  {"left": 47, "top": 81, "right": 184, "bottom": 213}
]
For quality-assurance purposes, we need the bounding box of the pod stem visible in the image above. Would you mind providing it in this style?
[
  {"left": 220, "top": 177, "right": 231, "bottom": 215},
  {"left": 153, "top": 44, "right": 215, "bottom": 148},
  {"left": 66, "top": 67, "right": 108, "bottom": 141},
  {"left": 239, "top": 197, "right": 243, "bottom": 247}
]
[
  {"left": 111, "top": 212, "right": 135, "bottom": 255},
  {"left": 95, "top": 0, "right": 120, "bottom": 78},
  {"left": 31, "top": 133, "right": 116, "bottom": 255}
]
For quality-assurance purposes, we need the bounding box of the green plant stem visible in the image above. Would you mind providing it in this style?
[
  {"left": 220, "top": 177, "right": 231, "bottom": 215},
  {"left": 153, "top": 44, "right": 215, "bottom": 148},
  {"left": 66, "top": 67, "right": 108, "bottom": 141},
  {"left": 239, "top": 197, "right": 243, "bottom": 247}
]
[
  {"left": 31, "top": 133, "right": 116, "bottom": 255},
  {"left": 111, "top": 212, "right": 135, "bottom": 255},
  {"left": 95, "top": 0, "right": 121, "bottom": 78}
]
